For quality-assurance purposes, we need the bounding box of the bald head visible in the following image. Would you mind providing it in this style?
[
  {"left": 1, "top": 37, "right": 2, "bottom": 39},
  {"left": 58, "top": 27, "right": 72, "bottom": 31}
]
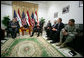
[
  {"left": 12, "top": 18, "right": 16, "bottom": 22},
  {"left": 54, "top": 20, "right": 57, "bottom": 24},
  {"left": 48, "top": 20, "right": 50, "bottom": 23}
]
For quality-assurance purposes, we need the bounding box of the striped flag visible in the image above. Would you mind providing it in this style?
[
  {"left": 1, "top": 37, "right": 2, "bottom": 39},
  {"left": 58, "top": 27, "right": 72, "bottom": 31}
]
[
  {"left": 17, "top": 9, "right": 22, "bottom": 27},
  {"left": 34, "top": 12, "right": 37, "bottom": 22},
  {"left": 34, "top": 11, "right": 39, "bottom": 24},
  {"left": 26, "top": 10, "right": 31, "bottom": 26},
  {"left": 35, "top": 11, "right": 38, "bottom": 21},
  {"left": 31, "top": 12, "right": 35, "bottom": 28},
  {"left": 21, "top": 11, "right": 27, "bottom": 26},
  {"left": 27, "top": 11, "right": 32, "bottom": 26},
  {"left": 13, "top": 10, "right": 17, "bottom": 21},
  {"left": 26, "top": 10, "right": 32, "bottom": 35}
]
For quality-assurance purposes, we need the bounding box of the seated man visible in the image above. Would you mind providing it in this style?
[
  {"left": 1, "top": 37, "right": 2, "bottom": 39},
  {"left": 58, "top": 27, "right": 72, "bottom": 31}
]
[
  {"left": 45, "top": 20, "right": 52, "bottom": 37},
  {"left": 50, "top": 18, "right": 64, "bottom": 43},
  {"left": 21, "top": 23, "right": 29, "bottom": 35},
  {"left": 8, "top": 18, "right": 20, "bottom": 39},
  {"left": 30, "top": 22, "right": 41, "bottom": 37},
  {"left": 47, "top": 20, "right": 57, "bottom": 40},
  {"left": 56, "top": 19, "right": 78, "bottom": 48},
  {"left": 23, "top": 23, "right": 29, "bottom": 29}
]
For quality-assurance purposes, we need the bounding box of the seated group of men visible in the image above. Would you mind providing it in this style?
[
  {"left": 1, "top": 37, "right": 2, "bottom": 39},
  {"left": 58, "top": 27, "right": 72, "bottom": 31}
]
[
  {"left": 7, "top": 17, "right": 78, "bottom": 48},
  {"left": 6, "top": 18, "right": 42, "bottom": 39},
  {"left": 45, "top": 18, "right": 78, "bottom": 48}
]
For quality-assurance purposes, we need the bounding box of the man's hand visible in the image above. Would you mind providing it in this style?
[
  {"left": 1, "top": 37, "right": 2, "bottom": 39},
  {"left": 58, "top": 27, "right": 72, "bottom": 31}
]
[
  {"left": 52, "top": 28, "right": 57, "bottom": 31},
  {"left": 62, "top": 29, "right": 68, "bottom": 35},
  {"left": 47, "top": 27, "right": 50, "bottom": 29},
  {"left": 63, "top": 32, "right": 68, "bottom": 35}
]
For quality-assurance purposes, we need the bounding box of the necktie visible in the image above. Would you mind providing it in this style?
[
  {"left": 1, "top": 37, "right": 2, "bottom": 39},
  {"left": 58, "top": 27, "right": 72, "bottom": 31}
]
[{"left": 57, "top": 23, "right": 60, "bottom": 29}]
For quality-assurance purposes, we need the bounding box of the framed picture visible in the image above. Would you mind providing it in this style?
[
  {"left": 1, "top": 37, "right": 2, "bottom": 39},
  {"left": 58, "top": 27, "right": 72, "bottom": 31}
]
[
  {"left": 79, "top": 1, "right": 83, "bottom": 7},
  {"left": 62, "top": 5, "right": 70, "bottom": 14},
  {"left": 54, "top": 12, "right": 58, "bottom": 18}
]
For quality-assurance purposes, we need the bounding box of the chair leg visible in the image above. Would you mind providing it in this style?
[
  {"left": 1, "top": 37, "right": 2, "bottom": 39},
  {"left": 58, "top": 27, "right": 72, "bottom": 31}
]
[{"left": 7, "top": 32, "right": 9, "bottom": 37}]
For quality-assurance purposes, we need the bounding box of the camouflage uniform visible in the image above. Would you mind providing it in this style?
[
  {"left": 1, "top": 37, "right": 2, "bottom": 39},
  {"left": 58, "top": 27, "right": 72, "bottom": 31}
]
[{"left": 60, "top": 24, "right": 78, "bottom": 44}]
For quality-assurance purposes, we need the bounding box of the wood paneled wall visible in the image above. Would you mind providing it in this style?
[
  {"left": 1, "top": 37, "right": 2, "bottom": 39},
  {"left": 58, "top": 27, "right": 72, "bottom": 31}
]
[{"left": 12, "top": 1, "right": 38, "bottom": 18}]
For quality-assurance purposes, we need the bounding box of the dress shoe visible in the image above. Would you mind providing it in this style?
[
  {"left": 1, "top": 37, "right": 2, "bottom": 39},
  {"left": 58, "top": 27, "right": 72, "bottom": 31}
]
[
  {"left": 12, "top": 37, "right": 16, "bottom": 39},
  {"left": 60, "top": 43, "right": 66, "bottom": 48},
  {"left": 50, "top": 41, "right": 56, "bottom": 43},
  {"left": 47, "top": 38, "right": 51, "bottom": 40},
  {"left": 56, "top": 42, "right": 62, "bottom": 46},
  {"left": 30, "top": 35, "right": 33, "bottom": 37},
  {"left": 37, "top": 35, "right": 39, "bottom": 37},
  {"left": 47, "top": 37, "right": 51, "bottom": 40}
]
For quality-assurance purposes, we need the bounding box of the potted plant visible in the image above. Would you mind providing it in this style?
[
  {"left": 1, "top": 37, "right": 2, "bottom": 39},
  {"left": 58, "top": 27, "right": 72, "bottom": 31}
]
[
  {"left": 2, "top": 16, "right": 10, "bottom": 27},
  {"left": 39, "top": 17, "right": 45, "bottom": 27}
]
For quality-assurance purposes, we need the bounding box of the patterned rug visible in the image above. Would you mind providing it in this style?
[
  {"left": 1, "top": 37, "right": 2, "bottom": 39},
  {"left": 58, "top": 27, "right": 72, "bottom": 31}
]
[{"left": 1, "top": 37, "right": 65, "bottom": 57}]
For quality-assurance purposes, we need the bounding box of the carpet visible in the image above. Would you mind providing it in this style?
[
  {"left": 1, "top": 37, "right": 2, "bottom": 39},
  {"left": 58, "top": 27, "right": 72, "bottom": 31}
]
[{"left": 1, "top": 37, "right": 65, "bottom": 57}]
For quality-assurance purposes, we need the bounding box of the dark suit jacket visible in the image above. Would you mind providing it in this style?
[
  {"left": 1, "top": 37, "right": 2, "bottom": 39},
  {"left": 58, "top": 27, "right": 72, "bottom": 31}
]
[
  {"left": 8, "top": 21, "right": 20, "bottom": 29},
  {"left": 56, "top": 22, "right": 64, "bottom": 32},
  {"left": 46, "top": 22, "right": 51, "bottom": 27},
  {"left": 52, "top": 24, "right": 57, "bottom": 28},
  {"left": 52, "top": 23, "right": 64, "bottom": 32},
  {"left": 8, "top": 21, "right": 20, "bottom": 33}
]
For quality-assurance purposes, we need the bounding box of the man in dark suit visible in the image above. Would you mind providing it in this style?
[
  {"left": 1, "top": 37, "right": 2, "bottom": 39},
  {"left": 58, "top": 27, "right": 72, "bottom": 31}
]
[
  {"left": 48, "top": 20, "right": 57, "bottom": 40},
  {"left": 50, "top": 18, "right": 64, "bottom": 43},
  {"left": 30, "top": 22, "right": 41, "bottom": 37},
  {"left": 8, "top": 18, "right": 20, "bottom": 39},
  {"left": 45, "top": 20, "right": 52, "bottom": 38},
  {"left": 23, "top": 23, "right": 29, "bottom": 28}
]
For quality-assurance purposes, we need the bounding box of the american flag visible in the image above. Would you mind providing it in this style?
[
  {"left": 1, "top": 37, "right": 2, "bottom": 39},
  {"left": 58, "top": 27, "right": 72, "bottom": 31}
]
[
  {"left": 21, "top": 11, "right": 27, "bottom": 26},
  {"left": 13, "top": 10, "right": 17, "bottom": 21},
  {"left": 31, "top": 12, "right": 35, "bottom": 28}
]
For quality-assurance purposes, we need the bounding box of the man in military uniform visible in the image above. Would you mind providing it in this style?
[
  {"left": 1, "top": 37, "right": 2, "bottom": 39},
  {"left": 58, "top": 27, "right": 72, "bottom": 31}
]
[{"left": 56, "top": 19, "right": 78, "bottom": 48}]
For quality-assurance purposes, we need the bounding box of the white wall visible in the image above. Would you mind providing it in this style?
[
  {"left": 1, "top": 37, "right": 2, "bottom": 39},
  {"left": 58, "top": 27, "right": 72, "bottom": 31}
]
[
  {"left": 47, "top": 3, "right": 60, "bottom": 25},
  {"left": 46, "top": 1, "right": 83, "bottom": 24},
  {"left": 1, "top": 1, "right": 83, "bottom": 29},
  {"left": 38, "top": 4, "right": 48, "bottom": 26},
  {"left": 38, "top": 4, "right": 48, "bottom": 20},
  {"left": 1, "top": 4, "right": 12, "bottom": 29}
]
